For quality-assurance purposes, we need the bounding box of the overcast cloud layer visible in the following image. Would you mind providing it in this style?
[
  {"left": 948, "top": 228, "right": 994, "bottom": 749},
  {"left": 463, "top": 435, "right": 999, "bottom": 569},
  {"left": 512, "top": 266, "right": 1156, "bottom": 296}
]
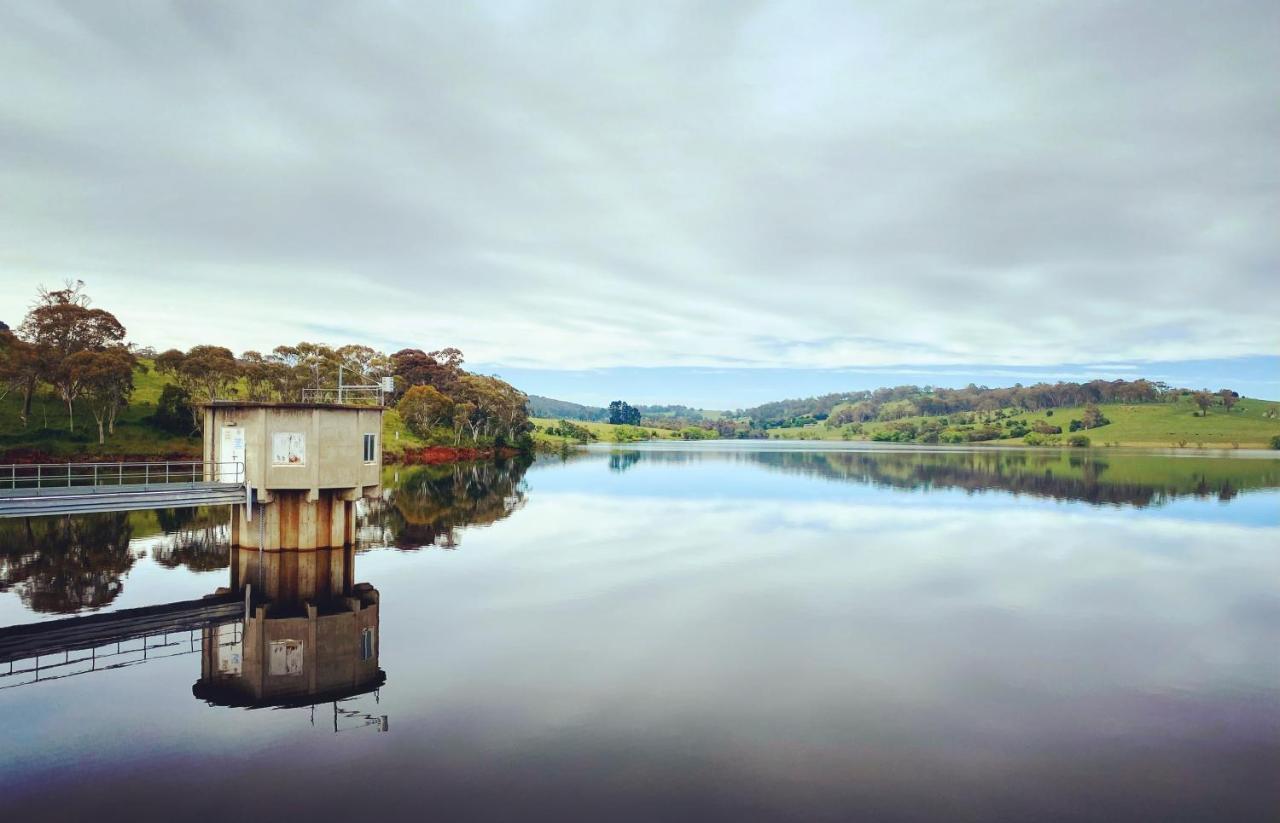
[{"left": 1, "top": 1, "right": 1277, "bottom": 371}]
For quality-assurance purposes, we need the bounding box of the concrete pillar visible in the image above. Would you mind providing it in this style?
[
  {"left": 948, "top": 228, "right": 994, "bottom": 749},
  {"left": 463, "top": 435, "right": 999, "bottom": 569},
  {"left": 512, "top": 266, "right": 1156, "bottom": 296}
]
[{"left": 234, "top": 489, "right": 358, "bottom": 550}]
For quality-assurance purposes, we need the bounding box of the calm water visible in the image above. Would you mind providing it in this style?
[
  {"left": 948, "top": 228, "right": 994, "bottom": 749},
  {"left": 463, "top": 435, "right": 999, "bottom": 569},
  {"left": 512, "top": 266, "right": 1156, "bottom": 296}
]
[{"left": 1, "top": 444, "right": 1278, "bottom": 822}]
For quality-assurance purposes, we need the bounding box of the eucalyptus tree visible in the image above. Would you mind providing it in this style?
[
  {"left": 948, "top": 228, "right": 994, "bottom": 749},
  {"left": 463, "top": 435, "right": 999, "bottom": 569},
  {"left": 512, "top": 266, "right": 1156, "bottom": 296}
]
[
  {"left": 155, "top": 345, "right": 240, "bottom": 427},
  {"left": 18, "top": 281, "right": 126, "bottom": 431},
  {"left": 67, "top": 345, "right": 137, "bottom": 444}
]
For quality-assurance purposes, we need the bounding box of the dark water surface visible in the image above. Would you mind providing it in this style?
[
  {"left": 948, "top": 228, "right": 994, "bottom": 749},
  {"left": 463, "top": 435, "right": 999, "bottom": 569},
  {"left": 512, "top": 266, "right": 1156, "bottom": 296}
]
[{"left": 1, "top": 444, "right": 1277, "bottom": 822}]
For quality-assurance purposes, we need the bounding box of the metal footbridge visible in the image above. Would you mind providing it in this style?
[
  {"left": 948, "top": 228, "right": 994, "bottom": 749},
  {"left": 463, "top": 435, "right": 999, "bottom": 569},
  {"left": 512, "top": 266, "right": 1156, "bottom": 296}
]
[{"left": 0, "top": 460, "right": 249, "bottom": 518}]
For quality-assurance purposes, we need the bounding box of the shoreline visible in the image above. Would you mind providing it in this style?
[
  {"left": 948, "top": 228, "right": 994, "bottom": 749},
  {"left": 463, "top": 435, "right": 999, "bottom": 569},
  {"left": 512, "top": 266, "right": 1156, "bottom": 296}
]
[{"left": 575, "top": 439, "right": 1280, "bottom": 458}]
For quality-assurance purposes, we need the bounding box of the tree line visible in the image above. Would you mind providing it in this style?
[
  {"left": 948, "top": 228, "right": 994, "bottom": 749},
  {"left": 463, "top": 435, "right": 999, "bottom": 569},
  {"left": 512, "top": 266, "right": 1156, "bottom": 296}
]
[
  {"left": 741, "top": 379, "right": 1230, "bottom": 429},
  {"left": 1, "top": 282, "right": 532, "bottom": 450}
]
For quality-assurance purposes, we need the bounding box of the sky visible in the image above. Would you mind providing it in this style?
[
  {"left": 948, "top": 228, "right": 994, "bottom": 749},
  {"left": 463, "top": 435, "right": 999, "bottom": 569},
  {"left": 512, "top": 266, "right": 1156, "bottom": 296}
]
[{"left": 1, "top": 1, "right": 1276, "bottom": 407}]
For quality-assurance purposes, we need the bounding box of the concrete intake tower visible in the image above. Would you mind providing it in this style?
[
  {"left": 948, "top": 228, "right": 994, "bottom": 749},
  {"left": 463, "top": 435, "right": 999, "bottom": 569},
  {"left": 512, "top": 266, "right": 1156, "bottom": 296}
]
[{"left": 203, "top": 402, "right": 383, "bottom": 550}]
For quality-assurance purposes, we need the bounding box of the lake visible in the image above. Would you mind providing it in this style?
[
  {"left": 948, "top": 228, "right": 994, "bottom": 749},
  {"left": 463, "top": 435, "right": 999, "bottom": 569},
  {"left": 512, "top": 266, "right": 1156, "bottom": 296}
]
[{"left": 1, "top": 443, "right": 1277, "bottom": 822}]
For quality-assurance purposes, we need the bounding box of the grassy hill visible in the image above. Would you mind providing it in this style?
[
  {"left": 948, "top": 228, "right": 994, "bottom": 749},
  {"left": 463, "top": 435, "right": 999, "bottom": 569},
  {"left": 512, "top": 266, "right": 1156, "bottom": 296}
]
[
  {"left": 527, "top": 395, "right": 724, "bottom": 423},
  {"left": 529, "top": 416, "right": 679, "bottom": 448},
  {"left": 766, "top": 395, "right": 1280, "bottom": 449},
  {"left": 0, "top": 359, "right": 201, "bottom": 458}
]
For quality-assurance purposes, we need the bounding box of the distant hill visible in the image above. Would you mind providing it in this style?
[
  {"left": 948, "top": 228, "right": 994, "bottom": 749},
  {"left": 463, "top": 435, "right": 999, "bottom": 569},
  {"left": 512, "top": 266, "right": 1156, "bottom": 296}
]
[
  {"left": 527, "top": 395, "right": 609, "bottom": 421},
  {"left": 736, "top": 379, "right": 1184, "bottom": 427},
  {"left": 526, "top": 396, "right": 723, "bottom": 422}
]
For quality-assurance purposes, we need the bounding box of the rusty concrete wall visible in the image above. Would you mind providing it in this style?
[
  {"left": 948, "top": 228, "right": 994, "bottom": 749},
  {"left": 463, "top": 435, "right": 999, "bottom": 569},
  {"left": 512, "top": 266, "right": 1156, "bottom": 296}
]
[{"left": 229, "top": 490, "right": 356, "bottom": 549}]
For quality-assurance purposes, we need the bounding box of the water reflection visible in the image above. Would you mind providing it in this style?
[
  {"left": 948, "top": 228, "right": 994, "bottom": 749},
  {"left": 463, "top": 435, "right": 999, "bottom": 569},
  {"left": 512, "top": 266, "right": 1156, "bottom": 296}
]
[
  {"left": 3, "top": 449, "right": 1275, "bottom": 616},
  {"left": 150, "top": 507, "right": 231, "bottom": 572},
  {"left": 0, "top": 447, "right": 1277, "bottom": 821},
  {"left": 193, "top": 546, "right": 384, "bottom": 709},
  {"left": 607, "top": 445, "right": 1280, "bottom": 507},
  {"left": 0, "top": 512, "right": 134, "bottom": 612},
  {"left": 361, "top": 457, "right": 530, "bottom": 550}
]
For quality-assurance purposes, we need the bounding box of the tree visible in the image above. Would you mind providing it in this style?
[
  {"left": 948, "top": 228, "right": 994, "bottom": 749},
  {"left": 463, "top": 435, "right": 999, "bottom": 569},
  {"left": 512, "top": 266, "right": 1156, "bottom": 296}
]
[
  {"left": 66, "top": 346, "right": 136, "bottom": 444},
  {"left": 392, "top": 347, "right": 464, "bottom": 394},
  {"left": 1191, "top": 390, "right": 1215, "bottom": 417},
  {"left": 270, "top": 341, "right": 337, "bottom": 400},
  {"left": 491, "top": 381, "right": 531, "bottom": 445},
  {"left": 1219, "top": 389, "right": 1238, "bottom": 412},
  {"left": 397, "top": 385, "right": 453, "bottom": 438},
  {"left": 451, "top": 401, "right": 476, "bottom": 445},
  {"left": 18, "top": 281, "right": 126, "bottom": 431},
  {"left": 454, "top": 374, "right": 507, "bottom": 441},
  {"left": 155, "top": 345, "right": 240, "bottom": 428},
  {"left": 608, "top": 400, "right": 641, "bottom": 425},
  {"left": 0, "top": 330, "right": 40, "bottom": 420},
  {"left": 1081, "top": 403, "right": 1109, "bottom": 429},
  {"left": 239, "top": 350, "right": 290, "bottom": 402},
  {"left": 151, "top": 384, "right": 196, "bottom": 434}
]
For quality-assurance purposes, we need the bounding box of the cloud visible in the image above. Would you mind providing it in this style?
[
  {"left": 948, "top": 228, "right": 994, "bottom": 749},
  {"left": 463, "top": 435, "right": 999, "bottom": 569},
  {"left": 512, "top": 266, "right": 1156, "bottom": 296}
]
[{"left": 0, "top": 1, "right": 1276, "bottom": 369}]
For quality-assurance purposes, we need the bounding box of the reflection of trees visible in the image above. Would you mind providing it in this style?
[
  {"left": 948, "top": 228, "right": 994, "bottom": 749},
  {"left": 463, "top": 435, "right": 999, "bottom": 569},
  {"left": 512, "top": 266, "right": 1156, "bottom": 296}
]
[
  {"left": 0, "top": 513, "right": 135, "bottom": 613},
  {"left": 616, "top": 449, "right": 1275, "bottom": 508},
  {"left": 149, "top": 507, "right": 230, "bottom": 572},
  {"left": 362, "top": 458, "right": 530, "bottom": 550},
  {"left": 609, "top": 452, "right": 641, "bottom": 473}
]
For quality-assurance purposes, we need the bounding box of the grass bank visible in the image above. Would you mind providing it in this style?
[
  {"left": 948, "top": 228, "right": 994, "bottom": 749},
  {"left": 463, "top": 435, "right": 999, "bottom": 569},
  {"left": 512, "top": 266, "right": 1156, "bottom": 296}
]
[{"left": 529, "top": 417, "right": 679, "bottom": 450}]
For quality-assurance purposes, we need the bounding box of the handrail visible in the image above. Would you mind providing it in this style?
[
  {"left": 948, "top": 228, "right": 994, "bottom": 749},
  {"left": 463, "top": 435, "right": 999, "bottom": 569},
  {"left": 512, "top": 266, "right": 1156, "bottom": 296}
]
[
  {"left": 300, "top": 387, "right": 386, "bottom": 405},
  {"left": 0, "top": 460, "right": 245, "bottom": 493}
]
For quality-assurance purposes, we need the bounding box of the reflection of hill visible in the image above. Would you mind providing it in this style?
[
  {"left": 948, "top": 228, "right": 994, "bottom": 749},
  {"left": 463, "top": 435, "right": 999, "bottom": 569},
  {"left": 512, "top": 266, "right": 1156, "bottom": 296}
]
[
  {"left": 620, "top": 449, "right": 1280, "bottom": 508},
  {"left": 363, "top": 458, "right": 531, "bottom": 550},
  {"left": 0, "top": 513, "right": 135, "bottom": 613}
]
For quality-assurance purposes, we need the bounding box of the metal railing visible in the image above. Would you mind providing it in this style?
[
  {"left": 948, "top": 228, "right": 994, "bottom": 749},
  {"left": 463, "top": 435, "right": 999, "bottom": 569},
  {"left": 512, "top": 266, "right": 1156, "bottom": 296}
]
[
  {"left": 0, "top": 460, "right": 245, "bottom": 494},
  {"left": 1, "top": 623, "right": 242, "bottom": 691},
  {"left": 300, "top": 386, "right": 387, "bottom": 405}
]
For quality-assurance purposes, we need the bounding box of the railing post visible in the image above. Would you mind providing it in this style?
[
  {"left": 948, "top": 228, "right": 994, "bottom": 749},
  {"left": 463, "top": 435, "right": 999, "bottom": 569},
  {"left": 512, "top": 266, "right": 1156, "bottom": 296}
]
[
  {"left": 94, "top": 464, "right": 98, "bottom": 488},
  {"left": 144, "top": 463, "right": 149, "bottom": 490}
]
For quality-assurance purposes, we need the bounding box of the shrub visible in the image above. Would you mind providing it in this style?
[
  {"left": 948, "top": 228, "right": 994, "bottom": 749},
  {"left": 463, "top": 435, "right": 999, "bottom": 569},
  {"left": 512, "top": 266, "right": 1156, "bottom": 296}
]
[
  {"left": 1045, "top": 410, "right": 1053, "bottom": 417},
  {"left": 545, "top": 419, "right": 597, "bottom": 442},
  {"left": 1068, "top": 419, "right": 1083, "bottom": 432},
  {"left": 150, "top": 384, "right": 196, "bottom": 434},
  {"left": 1270, "top": 434, "right": 1280, "bottom": 450},
  {"left": 1023, "top": 432, "right": 1062, "bottom": 447},
  {"left": 967, "top": 426, "right": 1002, "bottom": 442},
  {"left": 1081, "top": 403, "right": 1110, "bottom": 429},
  {"left": 1031, "top": 421, "right": 1062, "bottom": 435},
  {"left": 1067, "top": 434, "right": 1091, "bottom": 447},
  {"left": 940, "top": 430, "right": 967, "bottom": 444}
]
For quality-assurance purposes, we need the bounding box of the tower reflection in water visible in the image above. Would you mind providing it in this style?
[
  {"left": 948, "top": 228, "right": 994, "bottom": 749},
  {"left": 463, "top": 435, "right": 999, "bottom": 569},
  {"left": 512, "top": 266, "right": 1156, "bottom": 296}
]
[{"left": 192, "top": 545, "right": 386, "bottom": 729}]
